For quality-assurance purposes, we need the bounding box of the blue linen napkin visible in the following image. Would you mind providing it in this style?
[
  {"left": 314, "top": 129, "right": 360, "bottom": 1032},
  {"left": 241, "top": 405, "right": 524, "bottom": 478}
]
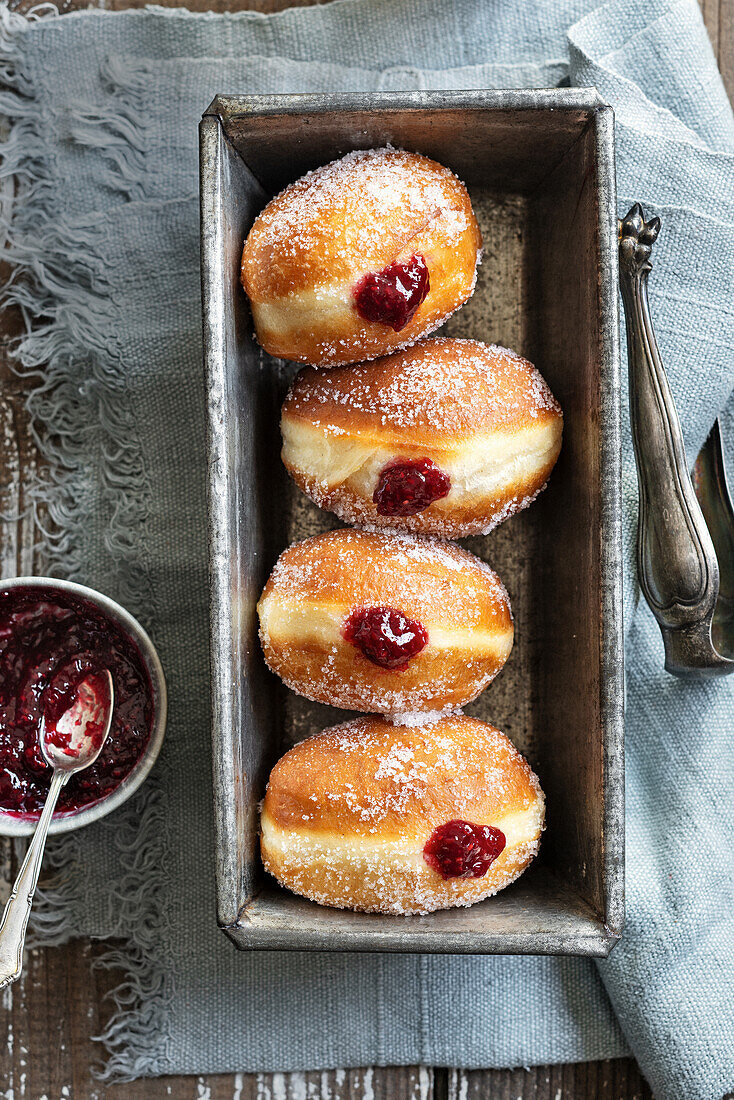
[{"left": 0, "top": 1, "right": 732, "bottom": 1097}]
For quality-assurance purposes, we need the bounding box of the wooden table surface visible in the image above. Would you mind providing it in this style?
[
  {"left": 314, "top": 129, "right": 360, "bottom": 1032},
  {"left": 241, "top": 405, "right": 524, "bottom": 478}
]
[{"left": 1, "top": 1, "right": 732, "bottom": 1096}]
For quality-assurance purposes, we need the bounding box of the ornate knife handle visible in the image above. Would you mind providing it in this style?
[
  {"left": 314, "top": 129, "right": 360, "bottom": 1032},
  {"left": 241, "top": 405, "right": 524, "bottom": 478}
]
[{"left": 619, "top": 203, "right": 730, "bottom": 676}]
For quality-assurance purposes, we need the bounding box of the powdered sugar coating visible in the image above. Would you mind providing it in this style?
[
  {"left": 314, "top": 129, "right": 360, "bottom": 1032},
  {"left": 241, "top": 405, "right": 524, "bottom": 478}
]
[
  {"left": 284, "top": 337, "right": 561, "bottom": 438},
  {"left": 297, "top": 475, "right": 549, "bottom": 541},
  {"left": 243, "top": 149, "right": 474, "bottom": 295},
  {"left": 277, "top": 715, "right": 538, "bottom": 831},
  {"left": 257, "top": 528, "right": 514, "bottom": 715},
  {"left": 262, "top": 843, "right": 541, "bottom": 916},
  {"left": 267, "top": 652, "right": 500, "bottom": 716},
  {"left": 387, "top": 706, "right": 463, "bottom": 728},
  {"left": 260, "top": 715, "right": 545, "bottom": 914},
  {"left": 240, "top": 149, "right": 482, "bottom": 366},
  {"left": 264, "top": 527, "right": 510, "bottom": 623},
  {"left": 280, "top": 337, "right": 563, "bottom": 536}
]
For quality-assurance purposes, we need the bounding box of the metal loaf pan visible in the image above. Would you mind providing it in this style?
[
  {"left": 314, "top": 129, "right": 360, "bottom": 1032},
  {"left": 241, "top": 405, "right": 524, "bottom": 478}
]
[{"left": 200, "top": 90, "right": 623, "bottom": 956}]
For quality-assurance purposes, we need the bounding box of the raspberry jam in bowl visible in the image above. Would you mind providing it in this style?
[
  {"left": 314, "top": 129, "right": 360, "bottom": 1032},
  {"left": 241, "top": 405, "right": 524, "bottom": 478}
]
[{"left": 0, "top": 578, "right": 167, "bottom": 836}]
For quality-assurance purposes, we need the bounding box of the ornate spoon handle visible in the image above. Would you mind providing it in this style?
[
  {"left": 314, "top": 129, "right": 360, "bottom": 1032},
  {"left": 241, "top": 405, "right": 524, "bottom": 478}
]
[
  {"left": 619, "top": 204, "right": 731, "bottom": 676},
  {"left": 0, "top": 770, "right": 67, "bottom": 989}
]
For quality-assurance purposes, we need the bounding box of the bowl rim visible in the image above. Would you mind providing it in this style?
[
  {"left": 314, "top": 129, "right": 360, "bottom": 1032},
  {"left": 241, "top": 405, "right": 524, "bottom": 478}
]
[{"left": 0, "top": 576, "right": 167, "bottom": 837}]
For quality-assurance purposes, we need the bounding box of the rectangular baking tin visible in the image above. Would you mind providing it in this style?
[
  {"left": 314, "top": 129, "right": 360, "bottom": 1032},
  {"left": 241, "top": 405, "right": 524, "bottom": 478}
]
[{"left": 200, "top": 90, "right": 624, "bottom": 955}]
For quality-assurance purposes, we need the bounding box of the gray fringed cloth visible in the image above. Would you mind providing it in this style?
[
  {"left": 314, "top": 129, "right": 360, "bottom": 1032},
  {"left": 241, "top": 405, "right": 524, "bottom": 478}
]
[{"left": 0, "top": 1, "right": 732, "bottom": 1097}]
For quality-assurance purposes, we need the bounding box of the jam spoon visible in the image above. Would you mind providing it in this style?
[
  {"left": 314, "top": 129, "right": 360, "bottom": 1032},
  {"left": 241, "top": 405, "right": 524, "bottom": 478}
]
[{"left": 0, "top": 669, "right": 114, "bottom": 989}]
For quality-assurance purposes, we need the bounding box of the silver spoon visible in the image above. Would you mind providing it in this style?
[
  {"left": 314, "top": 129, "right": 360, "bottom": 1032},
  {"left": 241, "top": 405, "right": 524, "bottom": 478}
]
[{"left": 0, "top": 669, "right": 114, "bottom": 989}]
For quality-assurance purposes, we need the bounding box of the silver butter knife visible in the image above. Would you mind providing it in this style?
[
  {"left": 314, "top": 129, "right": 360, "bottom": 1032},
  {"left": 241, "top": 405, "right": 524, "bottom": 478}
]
[{"left": 619, "top": 203, "right": 734, "bottom": 676}]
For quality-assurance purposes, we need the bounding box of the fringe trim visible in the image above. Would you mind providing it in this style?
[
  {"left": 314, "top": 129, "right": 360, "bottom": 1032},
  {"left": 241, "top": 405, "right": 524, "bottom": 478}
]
[
  {"left": 67, "top": 56, "right": 155, "bottom": 203},
  {"left": 0, "top": 3, "right": 174, "bottom": 1080}
]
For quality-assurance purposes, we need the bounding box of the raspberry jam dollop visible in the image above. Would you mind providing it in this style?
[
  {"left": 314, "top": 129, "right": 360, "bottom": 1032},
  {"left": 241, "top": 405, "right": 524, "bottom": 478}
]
[
  {"left": 0, "top": 587, "right": 153, "bottom": 817},
  {"left": 342, "top": 606, "right": 428, "bottom": 670},
  {"left": 423, "top": 820, "right": 506, "bottom": 879},
  {"left": 353, "top": 254, "right": 430, "bottom": 331},
  {"left": 373, "top": 458, "right": 451, "bottom": 517}
]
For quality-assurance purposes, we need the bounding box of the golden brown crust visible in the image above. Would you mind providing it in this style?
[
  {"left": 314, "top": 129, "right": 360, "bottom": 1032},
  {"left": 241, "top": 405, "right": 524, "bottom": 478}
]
[
  {"left": 282, "top": 338, "right": 561, "bottom": 445},
  {"left": 260, "top": 837, "right": 539, "bottom": 915},
  {"left": 287, "top": 462, "right": 558, "bottom": 540},
  {"left": 240, "top": 149, "right": 482, "bottom": 366},
  {"left": 258, "top": 640, "right": 508, "bottom": 715},
  {"left": 259, "top": 528, "right": 508, "bottom": 626},
  {"left": 256, "top": 529, "right": 513, "bottom": 715},
  {"left": 260, "top": 715, "right": 545, "bottom": 914},
  {"left": 279, "top": 338, "right": 563, "bottom": 538},
  {"left": 265, "top": 715, "right": 539, "bottom": 838}
]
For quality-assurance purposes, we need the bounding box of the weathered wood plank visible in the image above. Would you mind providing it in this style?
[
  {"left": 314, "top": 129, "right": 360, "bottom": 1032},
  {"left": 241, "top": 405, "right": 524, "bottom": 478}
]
[
  {"left": 449, "top": 1060, "right": 654, "bottom": 1100},
  {"left": 700, "top": 0, "right": 720, "bottom": 54},
  {"left": 719, "top": 0, "right": 734, "bottom": 98}
]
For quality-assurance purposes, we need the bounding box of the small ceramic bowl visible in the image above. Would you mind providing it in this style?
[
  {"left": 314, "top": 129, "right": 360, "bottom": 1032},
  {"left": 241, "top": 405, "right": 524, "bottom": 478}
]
[{"left": 0, "top": 576, "right": 167, "bottom": 837}]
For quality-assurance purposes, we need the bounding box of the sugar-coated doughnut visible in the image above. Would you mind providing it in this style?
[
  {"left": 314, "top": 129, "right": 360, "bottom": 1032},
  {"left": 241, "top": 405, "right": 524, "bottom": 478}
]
[
  {"left": 281, "top": 338, "right": 563, "bottom": 538},
  {"left": 240, "top": 148, "right": 482, "bottom": 367},
  {"left": 261, "top": 715, "right": 544, "bottom": 914},
  {"left": 257, "top": 528, "right": 513, "bottom": 716}
]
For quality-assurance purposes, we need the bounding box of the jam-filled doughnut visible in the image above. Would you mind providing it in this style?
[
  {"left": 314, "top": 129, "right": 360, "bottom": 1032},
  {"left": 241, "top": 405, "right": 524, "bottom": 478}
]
[
  {"left": 257, "top": 529, "right": 513, "bottom": 716},
  {"left": 240, "top": 148, "right": 482, "bottom": 366},
  {"left": 281, "top": 338, "right": 563, "bottom": 538},
  {"left": 260, "top": 715, "right": 544, "bottom": 914}
]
